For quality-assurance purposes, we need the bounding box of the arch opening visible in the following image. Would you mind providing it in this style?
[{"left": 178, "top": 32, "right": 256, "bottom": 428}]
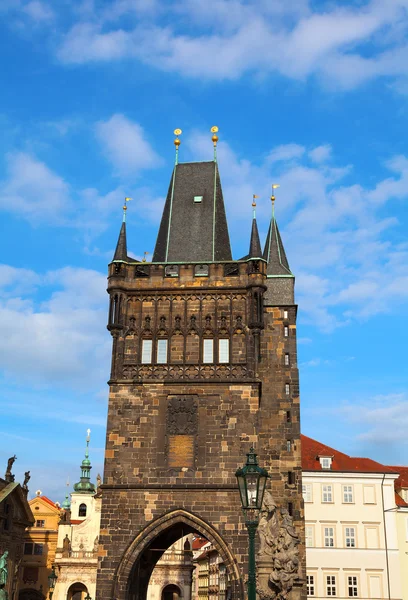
[
  {"left": 161, "top": 584, "right": 181, "bottom": 600},
  {"left": 67, "top": 582, "right": 88, "bottom": 600},
  {"left": 113, "top": 510, "right": 244, "bottom": 600}
]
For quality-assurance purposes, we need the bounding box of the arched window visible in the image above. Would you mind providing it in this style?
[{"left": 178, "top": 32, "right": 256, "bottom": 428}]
[{"left": 78, "top": 503, "right": 87, "bottom": 517}]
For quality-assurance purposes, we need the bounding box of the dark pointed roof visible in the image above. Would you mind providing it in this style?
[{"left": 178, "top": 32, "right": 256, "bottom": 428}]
[
  {"left": 249, "top": 218, "right": 262, "bottom": 259},
  {"left": 113, "top": 221, "right": 127, "bottom": 262},
  {"left": 263, "top": 217, "right": 292, "bottom": 276},
  {"left": 153, "top": 161, "right": 232, "bottom": 263}
]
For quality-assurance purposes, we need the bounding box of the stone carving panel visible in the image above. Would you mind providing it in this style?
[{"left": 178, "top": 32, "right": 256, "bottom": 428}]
[{"left": 257, "top": 491, "right": 301, "bottom": 600}]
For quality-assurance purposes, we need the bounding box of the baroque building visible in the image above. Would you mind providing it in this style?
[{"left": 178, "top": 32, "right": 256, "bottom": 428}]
[
  {"left": 53, "top": 432, "right": 101, "bottom": 600},
  {"left": 302, "top": 435, "right": 403, "bottom": 600},
  {"left": 96, "top": 130, "right": 305, "bottom": 600},
  {"left": 19, "top": 492, "right": 60, "bottom": 600}
]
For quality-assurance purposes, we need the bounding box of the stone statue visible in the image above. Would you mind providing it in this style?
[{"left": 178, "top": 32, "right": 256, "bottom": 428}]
[
  {"left": 96, "top": 473, "right": 101, "bottom": 489},
  {"left": 22, "top": 471, "right": 30, "bottom": 492},
  {"left": 5, "top": 456, "right": 16, "bottom": 482},
  {"left": 257, "top": 504, "right": 300, "bottom": 600},
  {"left": 258, "top": 490, "right": 279, "bottom": 557},
  {"left": 93, "top": 536, "right": 99, "bottom": 553},
  {"left": 62, "top": 535, "right": 71, "bottom": 557},
  {"left": 0, "top": 551, "right": 9, "bottom": 587}
]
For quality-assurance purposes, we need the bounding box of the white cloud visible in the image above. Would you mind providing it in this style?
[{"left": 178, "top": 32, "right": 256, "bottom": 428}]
[
  {"left": 52, "top": 0, "right": 408, "bottom": 92},
  {"left": 308, "top": 144, "right": 332, "bottom": 164},
  {"left": 0, "top": 153, "right": 71, "bottom": 223},
  {"left": 0, "top": 265, "right": 110, "bottom": 388},
  {"left": 267, "top": 144, "right": 305, "bottom": 163},
  {"left": 338, "top": 393, "right": 408, "bottom": 444},
  {"left": 22, "top": 1, "right": 54, "bottom": 22},
  {"left": 95, "top": 113, "right": 162, "bottom": 175}
]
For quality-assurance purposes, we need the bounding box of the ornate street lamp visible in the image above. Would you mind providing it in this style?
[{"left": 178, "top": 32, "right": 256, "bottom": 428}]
[
  {"left": 47, "top": 565, "right": 57, "bottom": 600},
  {"left": 235, "top": 447, "right": 268, "bottom": 600},
  {"left": 84, "top": 593, "right": 92, "bottom": 600}
]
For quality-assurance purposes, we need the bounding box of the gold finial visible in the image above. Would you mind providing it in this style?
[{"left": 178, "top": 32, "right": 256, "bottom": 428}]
[
  {"left": 123, "top": 197, "right": 132, "bottom": 222},
  {"left": 142, "top": 251, "right": 150, "bottom": 262},
  {"left": 252, "top": 194, "right": 258, "bottom": 218},
  {"left": 211, "top": 126, "right": 219, "bottom": 161},
  {"left": 271, "top": 184, "right": 280, "bottom": 217},
  {"left": 174, "top": 129, "right": 182, "bottom": 164}
]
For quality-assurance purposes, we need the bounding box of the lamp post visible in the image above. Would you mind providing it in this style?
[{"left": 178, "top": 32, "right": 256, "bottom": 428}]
[
  {"left": 236, "top": 447, "right": 268, "bottom": 600},
  {"left": 47, "top": 566, "right": 57, "bottom": 600}
]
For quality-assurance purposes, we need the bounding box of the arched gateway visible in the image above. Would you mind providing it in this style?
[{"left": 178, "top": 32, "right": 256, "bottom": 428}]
[
  {"left": 111, "top": 510, "right": 243, "bottom": 600},
  {"left": 96, "top": 135, "right": 306, "bottom": 600}
]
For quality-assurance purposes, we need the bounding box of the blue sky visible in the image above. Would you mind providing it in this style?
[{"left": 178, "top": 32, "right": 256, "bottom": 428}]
[{"left": 1, "top": 0, "right": 408, "bottom": 501}]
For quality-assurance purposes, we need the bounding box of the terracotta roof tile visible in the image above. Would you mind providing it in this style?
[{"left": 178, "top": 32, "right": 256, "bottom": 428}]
[
  {"left": 389, "top": 466, "right": 408, "bottom": 489},
  {"left": 301, "top": 435, "right": 399, "bottom": 474},
  {"left": 395, "top": 492, "right": 408, "bottom": 507}
]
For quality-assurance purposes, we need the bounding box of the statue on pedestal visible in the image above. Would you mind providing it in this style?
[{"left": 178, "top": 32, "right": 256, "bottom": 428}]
[
  {"left": 5, "top": 457, "right": 16, "bottom": 483},
  {"left": 257, "top": 494, "right": 301, "bottom": 600}
]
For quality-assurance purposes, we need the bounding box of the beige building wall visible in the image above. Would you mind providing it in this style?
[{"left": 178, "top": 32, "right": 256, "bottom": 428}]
[
  {"left": 396, "top": 507, "right": 408, "bottom": 600},
  {"left": 303, "top": 471, "right": 402, "bottom": 600}
]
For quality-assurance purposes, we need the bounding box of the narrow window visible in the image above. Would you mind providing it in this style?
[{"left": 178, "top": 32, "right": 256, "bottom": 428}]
[
  {"left": 302, "top": 483, "right": 313, "bottom": 503},
  {"left": 343, "top": 485, "right": 354, "bottom": 503},
  {"left": 284, "top": 326, "right": 289, "bottom": 337},
  {"left": 286, "top": 410, "right": 291, "bottom": 423},
  {"left": 79, "top": 503, "right": 87, "bottom": 517},
  {"left": 305, "top": 526, "right": 314, "bottom": 548},
  {"left": 288, "top": 472, "right": 294, "bottom": 485},
  {"left": 283, "top": 310, "right": 288, "bottom": 319},
  {"left": 288, "top": 502, "right": 293, "bottom": 516},
  {"left": 285, "top": 383, "right": 290, "bottom": 395},
  {"left": 218, "top": 339, "right": 229, "bottom": 364},
  {"left": 286, "top": 440, "right": 291, "bottom": 452},
  {"left": 322, "top": 485, "right": 333, "bottom": 503},
  {"left": 141, "top": 339, "right": 152, "bottom": 364},
  {"left": 326, "top": 575, "right": 337, "bottom": 596},
  {"left": 203, "top": 339, "right": 214, "bottom": 363},
  {"left": 348, "top": 576, "right": 358, "bottom": 597},
  {"left": 24, "top": 543, "right": 33, "bottom": 555},
  {"left": 157, "top": 339, "right": 168, "bottom": 364},
  {"left": 307, "top": 575, "right": 315, "bottom": 596},
  {"left": 284, "top": 353, "right": 290, "bottom": 366},
  {"left": 324, "top": 527, "right": 334, "bottom": 547},
  {"left": 345, "top": 527, "right": 356, "bottom": 548}
]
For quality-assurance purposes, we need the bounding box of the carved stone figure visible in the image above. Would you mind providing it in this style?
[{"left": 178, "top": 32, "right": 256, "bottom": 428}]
[
  {"left": 62, "top": 534, "right": 71, "bottom": 557},
  {"left": 0, "top": 551, "right": 9, "bottom": 586},
  {"left": 96, "top": 473, "right": 102, "bottom": 489},
  {"left": 5, "top": 456, "right": 16, "bottom": 482},
  {"left": 257, "top": 504, "right": 300, "bottom": 600},
  {"left": 22, "top": 471, "right": 30, "bottom": 490}
]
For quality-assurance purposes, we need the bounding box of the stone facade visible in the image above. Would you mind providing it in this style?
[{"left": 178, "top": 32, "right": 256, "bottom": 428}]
[{"left": 96, "top": 155, "right": 305, "bottom": 600}]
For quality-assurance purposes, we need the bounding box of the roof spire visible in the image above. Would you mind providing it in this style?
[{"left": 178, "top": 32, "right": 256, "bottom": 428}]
[
  {"left": 263, "top": 183, "right": 292, "bottom": 276},
  {"left": 61, "top": 477, "right": 71, "bottom": 510},
  {"left": 73, "top": 429, "right": 95, "bottom": 495},
  {"left": 174, "top": 129, "right": 182, "bottom": 165},
  {"left": 211, "top": 126, "right": 219, "bottom": 162},
  {"left": 248, "top": 195, "right": 262, "bottom": 259},
  {"left": 113, "top": 198, "right": 129, "bottom": 262}
]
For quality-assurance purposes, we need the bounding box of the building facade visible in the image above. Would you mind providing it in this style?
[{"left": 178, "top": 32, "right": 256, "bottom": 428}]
[
  {"left": 146, "top": 536, "right": 194, "bottom": 600},
  {"left": 393, "top": 467, "right": 408, "bottom": 600},
  {"left": 0, "top": 458, "right": 34, "bottom": 600},
  {"left": 53, "top": 434, "right": 101, "bottom": 600},
  {"left": 302, "top": 435, "right": 403, "bottom": 600},
  {"left": 96, "top": 132, "right": 305, "bottom": 600},
  {"left": 18, "top": 493, "right": 60, "bottom": 600}
]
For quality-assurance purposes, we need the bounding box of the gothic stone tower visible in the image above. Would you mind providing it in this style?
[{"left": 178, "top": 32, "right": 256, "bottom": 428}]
[{"left": 96, "top": 138, "right": 305, "bottom": 600}]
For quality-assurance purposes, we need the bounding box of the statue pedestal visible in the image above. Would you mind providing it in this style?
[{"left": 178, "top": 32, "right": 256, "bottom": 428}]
[{"left": 256, "top": 558, "right": 274, "bottom": 599}]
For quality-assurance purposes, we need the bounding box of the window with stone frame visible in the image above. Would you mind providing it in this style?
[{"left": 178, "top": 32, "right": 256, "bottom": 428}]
[
  {"left": 326, "top": 575, "right": 337, "bottom": 596},
  {"left": 343, "top": 484, "right": 354, "bottom": 503},
  {"left": 324, "top": 526, "right": 335, "bottom": 547},
  {"left": 347, "top": 575, "right": 358, "bottom": 597},
  {"left": 307, "top": 575, "right": 315, "bottom": 596},
  {"left": 302, "top": 483, "right": 313, "bottom": 503},
  {"left": 345, "top": 526, "right": 356, "bottom": 548},
  {"left": 305, "top": 525, "right": 314, "bottom": 547},
  {"left": 141, "top": 339, "right": 153, "bottom": 364},
  {"left": 322, "top": 484, "right": 333, "bottom": 502}
]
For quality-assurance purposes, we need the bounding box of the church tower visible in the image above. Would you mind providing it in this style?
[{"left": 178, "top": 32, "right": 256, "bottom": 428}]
[{"left": 96, "top": 130, "right": 305, "bottom": 600}]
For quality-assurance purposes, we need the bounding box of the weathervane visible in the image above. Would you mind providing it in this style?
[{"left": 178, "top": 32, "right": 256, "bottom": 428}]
[
  {"left": 123, "top": 197, "right": 132, "bottom": 222},
  {"left": 174, "top": 129, "right": 182, "bottom": 165},
  {"left": 271, "top": 184, "right": 280, "bottom": 217},
  {"left": 211, "top": 126, "right": 219, "bottom": 162},
  {"left": 252, "top": 194, "right": 258, "bottom": 219}
]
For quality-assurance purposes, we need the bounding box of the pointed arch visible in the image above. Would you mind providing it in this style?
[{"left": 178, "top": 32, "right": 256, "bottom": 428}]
[{"left": 111, "top": 509, "right": 244, "bottom": 599}]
